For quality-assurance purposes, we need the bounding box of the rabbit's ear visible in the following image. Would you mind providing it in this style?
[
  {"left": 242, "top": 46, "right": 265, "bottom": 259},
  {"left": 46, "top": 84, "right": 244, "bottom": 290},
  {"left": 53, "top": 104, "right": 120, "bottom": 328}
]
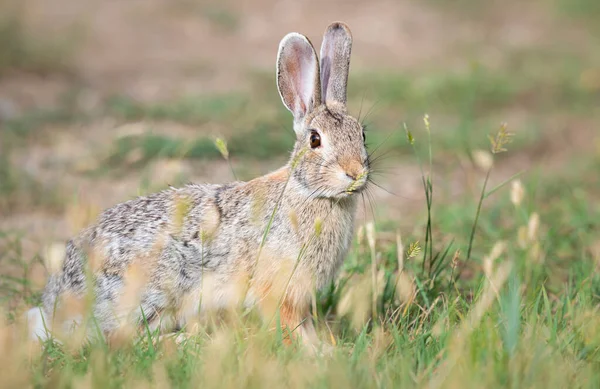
[
  {"left": 319, "top": 22, "right": 352, "bottom": 106},
  {"left": 277, "top": 33, "right": 321, "bottom": 123}
]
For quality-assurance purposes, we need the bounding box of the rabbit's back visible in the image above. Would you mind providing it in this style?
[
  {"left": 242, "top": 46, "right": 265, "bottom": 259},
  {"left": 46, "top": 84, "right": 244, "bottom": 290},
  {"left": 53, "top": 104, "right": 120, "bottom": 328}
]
[{"left": 41, "top": 183, "right": 235, "bottom": 332}]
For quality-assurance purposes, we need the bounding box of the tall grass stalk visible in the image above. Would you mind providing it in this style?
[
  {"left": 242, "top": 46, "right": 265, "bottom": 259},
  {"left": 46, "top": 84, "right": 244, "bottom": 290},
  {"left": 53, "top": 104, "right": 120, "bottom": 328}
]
[
  {"left": 466, "top": 168, "right": 492, "bottom": 262},
  {"left": 466, "top": 123, "right": 514, "bottom": 263},
  {"left": 402, "top": 120, "right": 434, "bottom": 278}
]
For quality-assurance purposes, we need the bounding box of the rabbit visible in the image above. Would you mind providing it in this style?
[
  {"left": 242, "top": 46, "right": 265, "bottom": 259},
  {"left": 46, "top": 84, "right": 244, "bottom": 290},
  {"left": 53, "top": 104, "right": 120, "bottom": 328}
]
[{"left": 28, "top": 21, "right": 370, "bottom": 349}]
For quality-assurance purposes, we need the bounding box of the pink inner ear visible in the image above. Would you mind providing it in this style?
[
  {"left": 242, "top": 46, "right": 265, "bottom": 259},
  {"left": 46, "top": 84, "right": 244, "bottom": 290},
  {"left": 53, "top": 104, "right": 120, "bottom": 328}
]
[{"left": 288, "top": 44, "right": 317, "bottom": 116}]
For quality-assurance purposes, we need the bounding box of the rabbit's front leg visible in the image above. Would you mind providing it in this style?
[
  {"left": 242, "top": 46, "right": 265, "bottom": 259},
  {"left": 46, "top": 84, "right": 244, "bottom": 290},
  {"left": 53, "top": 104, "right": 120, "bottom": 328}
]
[
  {"left": 278, "top": 297, "right": 317, "bottom": 345},
  {"left": 279, "top": 299, "right": 334, "bottom": 356}
]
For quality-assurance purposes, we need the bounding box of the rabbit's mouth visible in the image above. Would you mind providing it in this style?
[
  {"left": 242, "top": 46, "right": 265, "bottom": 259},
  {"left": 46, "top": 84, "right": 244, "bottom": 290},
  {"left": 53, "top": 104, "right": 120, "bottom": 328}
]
[
  {"left": 331, "top": 186, "right": 366, "bottom": 200},
  {"left": 340, "top": 183, "right": 368, "bottom": 198},
  {"left": 343, "top": 186, "right": 365, "bottom": 196},
  {"left": 314, "top": 166, "right": 368, "bottom": 199},
  {"left": 343, "top": 171, "right": 369, "bottom": 196}
]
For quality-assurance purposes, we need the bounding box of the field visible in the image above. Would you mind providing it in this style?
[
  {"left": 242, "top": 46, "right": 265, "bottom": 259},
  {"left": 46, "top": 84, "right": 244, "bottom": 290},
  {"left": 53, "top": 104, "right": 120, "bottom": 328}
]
[{"left": 1, "top": 0, "right": 600, "bottom": 387}]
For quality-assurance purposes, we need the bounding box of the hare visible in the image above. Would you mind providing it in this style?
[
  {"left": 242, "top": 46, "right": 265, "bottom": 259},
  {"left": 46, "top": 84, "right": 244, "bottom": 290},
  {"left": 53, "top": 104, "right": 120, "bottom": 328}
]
[{"left": 28, "top": 22, "right": 369, "bottom": 349}]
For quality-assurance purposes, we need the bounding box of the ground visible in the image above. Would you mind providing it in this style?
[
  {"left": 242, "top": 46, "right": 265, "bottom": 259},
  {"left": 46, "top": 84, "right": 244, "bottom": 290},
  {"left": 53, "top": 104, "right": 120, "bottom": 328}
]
[{"left": 0, "top": 0, "right": 599, "bottom": 387}]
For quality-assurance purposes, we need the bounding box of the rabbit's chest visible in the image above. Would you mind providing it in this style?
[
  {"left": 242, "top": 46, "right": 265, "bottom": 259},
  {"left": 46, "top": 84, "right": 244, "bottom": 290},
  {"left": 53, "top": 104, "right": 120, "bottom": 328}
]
[{"left": 292, "top": 200, "right": 356, "bottom": 288}]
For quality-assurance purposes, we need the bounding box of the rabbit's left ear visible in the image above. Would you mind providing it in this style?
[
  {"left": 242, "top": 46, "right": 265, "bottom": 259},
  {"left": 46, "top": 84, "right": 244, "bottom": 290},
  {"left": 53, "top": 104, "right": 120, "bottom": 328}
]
[
  {"left": 319, "top": 22, "right": 352, "bottom": 106},
  {"left": 277, "top": 33, "right": 321, "bottom": 125}
]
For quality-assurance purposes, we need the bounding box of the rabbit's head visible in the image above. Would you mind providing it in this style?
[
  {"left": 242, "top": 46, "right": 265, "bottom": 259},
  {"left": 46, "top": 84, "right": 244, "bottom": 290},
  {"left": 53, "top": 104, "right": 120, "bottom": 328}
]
[{"left": 277, "top": 22, "right": 369, "bottom": 199}]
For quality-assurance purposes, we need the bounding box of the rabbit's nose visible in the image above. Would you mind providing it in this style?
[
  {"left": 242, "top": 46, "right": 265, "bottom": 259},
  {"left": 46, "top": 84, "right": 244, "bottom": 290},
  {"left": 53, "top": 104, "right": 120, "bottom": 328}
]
[{"left": 341, "top": 159, "right": 365, "bottom": 181}]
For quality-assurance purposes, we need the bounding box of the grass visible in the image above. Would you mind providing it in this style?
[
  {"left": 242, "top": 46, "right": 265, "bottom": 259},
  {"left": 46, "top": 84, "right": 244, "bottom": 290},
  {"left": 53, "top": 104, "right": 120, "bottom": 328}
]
[
  {"left": 105, "top": 94, "right": 250, "bottom": 125},
  {"left": 2, "top": 105, "right": 83, "bottom": 144},
  {"left": 2, "top": 47, "right": 596, "bottom": 169},
  {"left": 1, "top": 116, "right": 599, "bottom": 388},
  {"left": 556, "top": 0, "right": 600, "bottom": 22},
  {"left": 352, "top": 59, "right": 600, "bottom": 116},
  {"left": 1, "top": 1, "right": 600, "bottom": 386},
  {"left": 99, "top": 125, "right": 293, "bottom": 171},
  {"left": 63, "top": 58, "right": 589, "bottom": 173},
  {"left": 0, "top": 153, "right": 64, "bottom": 215}
]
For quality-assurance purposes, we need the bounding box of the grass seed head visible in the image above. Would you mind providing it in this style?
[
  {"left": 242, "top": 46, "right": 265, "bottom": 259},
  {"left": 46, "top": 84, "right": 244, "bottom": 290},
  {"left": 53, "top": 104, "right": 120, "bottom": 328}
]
[
  {"left": 288, "top": 209, "right": 299, "bottom": 234},
  {"left": 488, "top": 122, "right": 514, "bottom": 154},
  {"left": 44, "top": 241, "right": 66, "bottom": 275},
  {"left": 510, "top": 179, "right": 525, "bottom": 206},
  {"left": 356, "top": 224, "right": 365, "bottom": 245},
  {"left": 451, "top": 250, "right": 460, "bottom": 270},
  {"left": 472, "top": 149, "right": 494, "bottom": 171},
  {"left": 527, "top": 212, "right": 540, "bottom": 242},
  {"left": 314, "top": 217, "right": 323, "bottom": 237},
  {"left": 423, "top": 113, "right": 431, "bottom": 133},
  {"left": 366, "top": 222, "right": 376, "bottom": 253},
  {"left": 171, "top": 193, "right": 192, "bottom": 235},
  {"left": 214, "top": 137, "right": 229, "bottom": 160},
  {"left": 406, "top": 241, "right": 421, "bottom": 259},
  {"left": 291, "top": 147, "right": 308, "bottom": 169},
  {"left": 403, "top": 123, "right": 415, "bottom": 145}
]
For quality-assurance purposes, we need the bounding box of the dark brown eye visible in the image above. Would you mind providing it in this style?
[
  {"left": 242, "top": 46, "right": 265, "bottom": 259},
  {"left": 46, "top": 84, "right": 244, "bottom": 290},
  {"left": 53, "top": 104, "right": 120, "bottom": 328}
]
[{"left": 309, "top": 131, "right": 321, "bottom": 148}]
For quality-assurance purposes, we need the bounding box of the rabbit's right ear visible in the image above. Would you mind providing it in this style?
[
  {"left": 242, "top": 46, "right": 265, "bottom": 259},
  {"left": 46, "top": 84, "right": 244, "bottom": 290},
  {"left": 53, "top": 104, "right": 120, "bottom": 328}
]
[
  {"left": 319, "top": 22, "right": 352, "bottom": 106},
  {"left": 277, "top": 33, "right": 321, "bottom": 126}
]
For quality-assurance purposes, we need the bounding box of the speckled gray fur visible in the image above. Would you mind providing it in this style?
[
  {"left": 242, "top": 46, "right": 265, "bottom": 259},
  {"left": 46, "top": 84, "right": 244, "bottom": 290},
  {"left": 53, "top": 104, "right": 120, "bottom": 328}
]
[{"left": 37, "top": 22, "right": 369, "bottom": 344}]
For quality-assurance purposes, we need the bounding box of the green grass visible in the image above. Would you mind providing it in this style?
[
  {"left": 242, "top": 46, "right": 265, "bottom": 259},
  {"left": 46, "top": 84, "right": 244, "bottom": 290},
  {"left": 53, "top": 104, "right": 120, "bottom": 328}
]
[
  {"left": 556, "top": 0, "right": 600, "bottom": 22},
  {"left": 351, "top": 56, "right": 599, "bottom": 116},
  {"left": 94, "top": 122, "right": 293, "bottom": 176},
  {"left": 91, "top": 57, "right": 590, "bottom": 169},
  {"left": 105, "top": 94, "right": 250, "bottom": 125},
  {"left": 1, "top": 1, "right": 600, "bottom": 385},
  {"left": 2, "top": 106, "right": 82, "bottom": 143},
  {"left": 1, "top": 118, "right": 599, "bottom": 388}
]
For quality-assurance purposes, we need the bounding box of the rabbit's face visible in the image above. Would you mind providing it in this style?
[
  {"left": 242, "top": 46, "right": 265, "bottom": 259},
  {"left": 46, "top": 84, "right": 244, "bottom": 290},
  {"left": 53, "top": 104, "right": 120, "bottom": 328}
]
[
  {"left": 293, "top": 104, "right": 369, "bottom": 199},
  {"left": 277, "top": 22, "right": 366, "bottom": 199}
]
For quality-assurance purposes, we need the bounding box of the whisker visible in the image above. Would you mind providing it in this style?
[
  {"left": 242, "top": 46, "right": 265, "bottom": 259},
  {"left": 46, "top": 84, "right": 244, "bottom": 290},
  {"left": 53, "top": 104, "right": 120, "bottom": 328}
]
[
  {"left": 365, "top": 185, "right": 377, "bottom": 222},
  {"left": 367, "top": 134, "right": 394, "bottom": 158},
  {"left": 361, "top": 191, "right": 368, "bottom": 222},
  {"left": 357, "top": 93, "right": 366, "bottom": 123},
  {"left": 367, "top": 178, "right": 411, "bottom": 200},
  {"left": 369, "top": 171, "right": 402, "bottom": 179},
  {"left": 361, "top": 99, "right": 383, "bottom": 127}
]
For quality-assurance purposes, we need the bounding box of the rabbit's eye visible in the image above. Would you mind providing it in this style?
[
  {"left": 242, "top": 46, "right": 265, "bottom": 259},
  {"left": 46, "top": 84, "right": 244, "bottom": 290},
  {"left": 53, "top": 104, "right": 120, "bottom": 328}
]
[{"left": 309, "top": 131, "right": 321, "bottom": 148}]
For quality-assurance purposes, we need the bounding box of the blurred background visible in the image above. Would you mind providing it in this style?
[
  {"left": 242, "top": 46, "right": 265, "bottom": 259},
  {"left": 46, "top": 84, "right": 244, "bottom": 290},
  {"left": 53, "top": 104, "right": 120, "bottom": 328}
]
[{"left": 0, "top": 0, "right": 599, "bottom": 267}]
